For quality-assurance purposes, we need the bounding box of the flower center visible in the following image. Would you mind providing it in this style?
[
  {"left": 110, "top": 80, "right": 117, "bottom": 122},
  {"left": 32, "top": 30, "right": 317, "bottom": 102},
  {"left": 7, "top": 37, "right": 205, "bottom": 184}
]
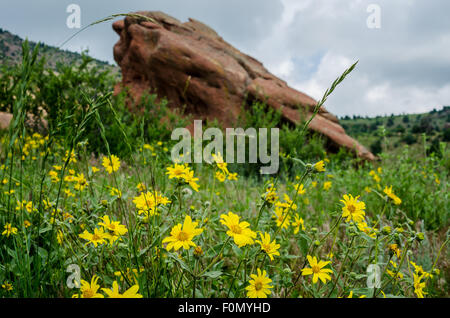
[
  {"left": 230, "top": 224, "right": 242, "bottom": 234},
  {"left": 177, "top": 231, "right": 189, "bottom": 241},
  {"left": 311, "top": 265, "right": 321, "bottom": 274},
  {"left": 254, "top": 282, "right": 263, "bottom": 291},
  {"left": 174, "top": 169, "right": 184, "bottom": 176},
  {"left": 347, "top": 204, "right": 356, "bottom": 213},
  {"left": 92, "top": 234, "right": 101, "bottom": 241},
  {"left": 83, "top": 288, "right": 95, "bottom": 298}
]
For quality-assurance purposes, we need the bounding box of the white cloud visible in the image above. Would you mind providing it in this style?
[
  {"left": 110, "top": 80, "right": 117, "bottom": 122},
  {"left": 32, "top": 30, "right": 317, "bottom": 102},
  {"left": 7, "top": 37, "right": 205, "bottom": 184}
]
[
  {"left": 249, "top": 0, "right": 450, "bottom": 116},
  {"left": 0, "top": 0, "right": 448, "bottom": 117}
]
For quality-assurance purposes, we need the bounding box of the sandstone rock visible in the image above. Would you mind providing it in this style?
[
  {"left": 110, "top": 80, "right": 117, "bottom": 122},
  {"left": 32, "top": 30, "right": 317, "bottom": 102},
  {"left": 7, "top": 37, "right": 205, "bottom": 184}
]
[
  {"left": 0, "top": 111, "right": 48, "bottom": 132},
  {"left": 0, "top": 112, "right": 13, "bottom": 130},
  {"left": 113, "top": 11, "right": 375, "bottom": 161}
]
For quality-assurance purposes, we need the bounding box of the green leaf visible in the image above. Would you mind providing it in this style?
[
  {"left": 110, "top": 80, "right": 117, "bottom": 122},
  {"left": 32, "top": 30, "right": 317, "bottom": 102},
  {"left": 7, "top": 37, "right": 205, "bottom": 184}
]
[
  {"left": 298, "top": 233, "right": 311, "bottom": 256},
  {"left": 167, "top": 253, "right": 192, "bottom": 275},
  {"left": 202, "top": 271, "right": 222, "bottom": 279}
]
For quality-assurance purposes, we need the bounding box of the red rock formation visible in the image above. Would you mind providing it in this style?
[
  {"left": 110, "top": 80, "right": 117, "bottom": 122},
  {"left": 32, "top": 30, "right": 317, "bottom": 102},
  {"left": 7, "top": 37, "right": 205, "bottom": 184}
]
[{"left": 113, "top": 11, "right": 375, "bottom": 160}]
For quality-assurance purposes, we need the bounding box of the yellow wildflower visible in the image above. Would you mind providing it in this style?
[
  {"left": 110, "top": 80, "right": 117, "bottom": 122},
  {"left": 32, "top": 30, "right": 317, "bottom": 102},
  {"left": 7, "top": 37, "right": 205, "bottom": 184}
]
[
  {"left": 255, "top": 232, "right": 280, "bottom": 261},
  {"left": 162, "top": 215, "right": 203, "bottom": 251},
  {"left": 301, "top": 255, "right": 333, "bottom": 284},
  {"left": 102, "top": 155, "right": 121, "bottom": 174},
  {"left": 245, "top": 268, "right": 273, "bottom": 298},
  {"left": 220, "top": 212, "right": 256, "bottom": 247}
]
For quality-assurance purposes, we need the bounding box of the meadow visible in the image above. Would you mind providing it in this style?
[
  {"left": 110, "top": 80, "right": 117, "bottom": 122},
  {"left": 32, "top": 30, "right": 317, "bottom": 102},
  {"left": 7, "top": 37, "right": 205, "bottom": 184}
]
[{"left": 0, "top": 42, "right": 448, "bottom": 298}]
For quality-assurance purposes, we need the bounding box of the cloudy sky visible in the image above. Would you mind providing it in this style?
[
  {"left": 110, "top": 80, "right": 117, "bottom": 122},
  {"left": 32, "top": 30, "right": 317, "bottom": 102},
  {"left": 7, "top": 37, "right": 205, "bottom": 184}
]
[{"left": 1, "top": 0, "right": 449, "bottom": 117}]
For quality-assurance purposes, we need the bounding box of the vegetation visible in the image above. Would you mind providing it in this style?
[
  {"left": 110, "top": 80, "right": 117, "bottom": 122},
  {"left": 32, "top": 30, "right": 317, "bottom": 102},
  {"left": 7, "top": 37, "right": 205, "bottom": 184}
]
[
  {"left": 0, "top": 28, "right": 118, "bottom": 73},
  {"left": 0, "top": 40, "right": 448, "bottom": 299},
  {"left": 341, "top": 108, "right": 450, "bottom": 159}
]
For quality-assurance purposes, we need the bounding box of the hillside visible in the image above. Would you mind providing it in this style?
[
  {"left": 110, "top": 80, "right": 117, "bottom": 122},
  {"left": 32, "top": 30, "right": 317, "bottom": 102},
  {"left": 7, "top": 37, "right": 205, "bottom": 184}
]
[
  {"left": 340, "top": 107, "right": 450, "bottom": 156},
  {"left": 0, "top": 27, "right": 119, "bottom": 73}
]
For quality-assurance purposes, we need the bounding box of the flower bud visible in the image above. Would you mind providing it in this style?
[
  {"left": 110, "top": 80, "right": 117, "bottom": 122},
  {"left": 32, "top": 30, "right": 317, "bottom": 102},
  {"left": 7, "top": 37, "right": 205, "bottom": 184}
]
[
  {"left": 382, "top": 226, "right": 392, "bottom": 235},
  {"left": 416, "top": 232, "right": 425, "bottom": 242},
  {"left": 194, "top": 246, "right": 203, "bottom": 257}
]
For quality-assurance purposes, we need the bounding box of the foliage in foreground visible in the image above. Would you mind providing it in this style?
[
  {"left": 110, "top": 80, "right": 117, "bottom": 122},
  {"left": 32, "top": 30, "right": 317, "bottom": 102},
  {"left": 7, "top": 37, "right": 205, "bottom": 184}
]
[
  {"left": 0, "top": 126, "right": 448, "bottom": 298},
  {"left": 0, "top": 41, "right": 448, "bottom": 299}
]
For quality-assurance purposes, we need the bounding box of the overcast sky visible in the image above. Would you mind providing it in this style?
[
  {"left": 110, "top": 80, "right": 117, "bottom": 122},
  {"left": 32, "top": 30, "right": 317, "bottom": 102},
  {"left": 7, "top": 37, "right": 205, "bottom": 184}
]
[{"left": 1, "top": 0, "right": 449, "bottom": 117}]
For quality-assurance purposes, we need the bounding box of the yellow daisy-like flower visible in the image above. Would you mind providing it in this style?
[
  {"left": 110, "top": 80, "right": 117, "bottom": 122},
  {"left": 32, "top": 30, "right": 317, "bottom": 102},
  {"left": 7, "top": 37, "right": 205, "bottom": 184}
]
[
  {"left": 72, "top": 275, "right": 104, "bottom": 298},
  {"left": 313, "top": 160, "right": 325, "bottom": 172},
  {"left": 78, "top": 227, "right": 109, "bottom": 247},
  {"left": 255, "top": 232, "right": 280, "bottom": 261},
  {"left": 102, "top": 155, "right": 121, "bottom": 174},
  {"left": 215, "top": 171, "right": 226, "bottom": 182},
  {"left": 48, "top": 170, "right": 60, "bottom": 183},
  {"left": 2, "top": 282, "right": 13, "bottom": 291},
  {"left": 143, "top": 144, "right": 154, "bottom": 151},
  {"left": 220, "top": 212, "right": 256, "bottom": 248},
  {"left": 114, "top": 267, "right": 144, "bottom": 284},
  {"left": 410, "top": 261, "right": 431, "bottom": 279},
  {"left": 64, "top": 150, "right": 77, "bottom": 164},
  {"left": 293, "top": 183, "right": 306, "bottom": 195},
  {"left": 278, "top": 194, "right": 297, "bottom": 210},
  {"left": 109, "top": 187, "right": 122, "bottom": 198},
  {"left": 183, "top": 169, "right": 200, "bottom": 192},
  {"left": 98, "top": 215, "right": 128, "bottom": 236},
  {"left": 301, "top": 255, "right": 333, "bottom": 284},
  {"left": 340, "top": 194, "right": 366, "bottom": 223},
  {"left": 273, "top": 206, "right": 291, "bottom": 229},
  {"left": 346, "top": 291, "right": 367, "bottom": 298},
  {"left": 136, "top": 182, "right": 146, "bottom": 192},
  {"left": 369, "top": 170, "right": 381, "bottom": 183},
  {"left": 227, "top": 172, "right": 238, "bottom": 181},
  {"left": 388, "top": 244, "right": 401, "bottom": 258},
  {"left": 64, "top": 188, "right": 75, "bottom": 197},
  {"left": 162, "top": 215, "right": 203, "bottom": 251},
  {"left": 323, "top": 181, "right": 332, "bottom": 191},
  {"left": 2, "top": 223, "right": 18, "bottom": 237},
  {"left": 102, "top": 281, "right": 143, "bottom": 298},
  {"left": 133, "top": 191, "right": 171, "bottom": 217},
  {"left": 166, "top": 163, "right": 189, "bottom": 180},
  {"left": 261, "top": 186, "right": 278, "bottom": 204},
  {"left": 245, "top": 268, "right": 273, "bottom": 298},
  {"left": 292, "top": 214, "right": 305, "bottom": 234},
  {"left": 356, "top": 221, "right": 376, "bottom": 239},
  {"left": 413, "top": 273, "right": 427, "bottom": 298},
  {"left": 42, "top": 199, "right": 52, "bottom": 210},
  {"left": 386, "top": 260, "right": 403, "bottom": 281},
  {"left": 211, "top": 152, "right": 229, "bottom": 175},
  {"left": 383, "top": 186, "right": 402, "bottom": 205},
  {"left": 166, "top": 164, "right": 200, "bottom": 192},
  {"left": 56, "top": 230, "right": 64, "bottom": 245},
  {"left": 73, "top": 173, "right": 88, "bottom": 191}
]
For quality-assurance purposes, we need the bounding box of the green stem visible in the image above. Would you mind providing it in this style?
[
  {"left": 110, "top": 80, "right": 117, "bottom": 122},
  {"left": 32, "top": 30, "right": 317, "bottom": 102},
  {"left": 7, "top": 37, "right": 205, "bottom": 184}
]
[{"left": 327, "top": 235, "right": 355, "bottom": 297}]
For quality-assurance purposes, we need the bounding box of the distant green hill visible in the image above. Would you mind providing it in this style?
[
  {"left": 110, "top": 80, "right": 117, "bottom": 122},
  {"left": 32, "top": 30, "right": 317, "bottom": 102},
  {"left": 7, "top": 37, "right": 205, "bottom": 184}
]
[
  {"left": 0, "top": 27, "right": 119, "bottom": 74},
  {"left": 340, "top": 107, "right": 450, "bottom": 156}
]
